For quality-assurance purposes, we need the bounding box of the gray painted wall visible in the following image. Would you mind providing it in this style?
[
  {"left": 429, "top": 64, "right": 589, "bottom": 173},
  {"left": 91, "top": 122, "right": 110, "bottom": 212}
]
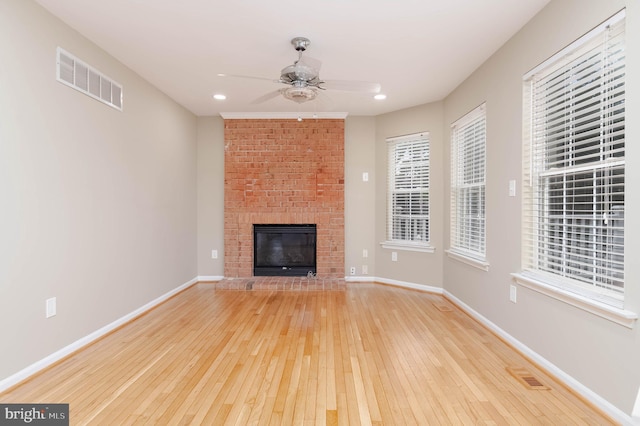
[
  {"left": 374, "top": 102, "right": 445, "bottom": 288},
  {"left": 345, "top": 117, "right": 377, "bottom": 278},
  {"left": 196, "top": 116, "right": 224, "bottom": 277},
  {"left": 443, "top": 0, "right": 639, "bottom": 415},
  {"left": 0, "top": 0, "right": 197, "bottom": 381}
]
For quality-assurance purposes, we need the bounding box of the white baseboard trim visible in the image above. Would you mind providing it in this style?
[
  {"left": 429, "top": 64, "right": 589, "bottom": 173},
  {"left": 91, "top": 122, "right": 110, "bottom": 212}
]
[
  {"left": 344, "top": 275, "right": 372, "bottom": 282},
  {"left": 0, "top": 276, "right": 199, "bottom": 393},
  {"left": 633, "top": 386, "right": 640, "bottom": 423},
  {"left": 443, "top": 290, "right": 637, "bottom": 426},
  {"left": 197, "top": 275, "right": 224, "bottom": 282},
  {"left": 348, "top": 275, "right": 443, "bottom": 294}
]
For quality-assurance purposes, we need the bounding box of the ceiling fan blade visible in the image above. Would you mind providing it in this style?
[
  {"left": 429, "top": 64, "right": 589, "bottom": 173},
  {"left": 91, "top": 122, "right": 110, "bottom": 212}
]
[
  {"left": 218, "top": 73, "right": 281, "bottom": 84},
  {"left": 251, "top": 90, "right": 283, "bottom": 104},
  {"left": 320, "top": 80, "right": 381, "bottom": 93}
]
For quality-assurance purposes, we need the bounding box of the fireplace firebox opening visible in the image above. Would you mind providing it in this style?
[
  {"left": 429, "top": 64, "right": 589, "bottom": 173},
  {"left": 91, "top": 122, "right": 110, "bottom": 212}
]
[{"left": 253, "top": 224, "right": 317, "bottom": 276}]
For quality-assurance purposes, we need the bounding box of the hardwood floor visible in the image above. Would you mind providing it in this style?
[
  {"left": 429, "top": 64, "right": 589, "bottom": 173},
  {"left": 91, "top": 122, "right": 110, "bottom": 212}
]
[{"left": 1, "top": 279, "right": 613, "bottom": 425}]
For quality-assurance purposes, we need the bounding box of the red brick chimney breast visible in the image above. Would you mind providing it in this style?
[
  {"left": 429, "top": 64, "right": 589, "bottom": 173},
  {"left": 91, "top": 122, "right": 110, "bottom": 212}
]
[{"left": 223, "top": 119, "right": 345, "bottom": 278}]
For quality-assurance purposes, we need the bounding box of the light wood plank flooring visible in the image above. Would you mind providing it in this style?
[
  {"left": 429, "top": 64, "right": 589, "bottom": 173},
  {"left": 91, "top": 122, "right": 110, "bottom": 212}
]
[{"left": 1, "top": 280, "right": 613, "bottom": 425}]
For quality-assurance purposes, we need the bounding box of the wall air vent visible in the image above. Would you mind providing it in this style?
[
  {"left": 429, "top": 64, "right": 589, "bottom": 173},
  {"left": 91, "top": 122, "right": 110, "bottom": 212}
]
[{"left": 56, "top": 47, "right": 123, "bottom": 111}]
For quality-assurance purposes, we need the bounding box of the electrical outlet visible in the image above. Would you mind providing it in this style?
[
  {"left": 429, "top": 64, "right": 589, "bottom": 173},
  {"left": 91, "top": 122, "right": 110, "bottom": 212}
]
[
  {"left": 362, "top": 265, "right": 368, "bottom": 275},
  {"left": 391, "top": 252, "right": 398, "bottom": 262},
  {"left": 362, "top": 172, "right": 369, "bottom": 182},
  {"left": 510, "top": 285, "right": 517, "bottom": 303},
  {"left": 350, "top": 266, "right": 356, "bottom": 275},
  {"left": 211, "top": 250, "right": 218, "bottom": 259},
  {"left": 46, "top": 297, "right": 57, "bottom": 318}
]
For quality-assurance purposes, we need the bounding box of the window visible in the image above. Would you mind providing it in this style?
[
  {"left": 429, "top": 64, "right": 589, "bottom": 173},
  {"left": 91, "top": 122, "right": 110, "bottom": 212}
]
[
  {"left": 385, "top": 132, "right": 430, "bottom": 250},
  {"left": 449, "top": 104, "right": 487, "bottom": 267},
  {"left": 520, "top": 10, "right": 625, "bottom": 308}
]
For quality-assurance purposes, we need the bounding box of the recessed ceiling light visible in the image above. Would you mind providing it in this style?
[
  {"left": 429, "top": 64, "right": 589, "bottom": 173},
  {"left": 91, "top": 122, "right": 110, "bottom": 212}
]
[
  {"left": 374, "top": 94, "right": 387, "bottom": 100},
  {"left": 213, "top": 94, "right": 226, "bottom": 100}
]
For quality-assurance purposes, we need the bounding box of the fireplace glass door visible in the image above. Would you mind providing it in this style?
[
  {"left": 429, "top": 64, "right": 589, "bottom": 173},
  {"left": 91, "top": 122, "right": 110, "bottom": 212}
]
[{"left": 253, "top": 224, "right": 317, "bottom": 276}]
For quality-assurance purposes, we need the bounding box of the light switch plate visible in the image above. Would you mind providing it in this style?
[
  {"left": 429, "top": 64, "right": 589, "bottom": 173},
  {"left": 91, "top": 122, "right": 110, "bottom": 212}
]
[{"left": 46, "top": 297, "right": 57, "bottom": 318}]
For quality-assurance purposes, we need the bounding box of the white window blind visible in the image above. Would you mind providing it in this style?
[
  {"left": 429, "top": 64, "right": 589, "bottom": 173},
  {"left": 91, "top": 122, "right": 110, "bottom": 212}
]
[
  {"left": 450, "top": 104, "right": 486, "bottom": 261},
  {"left": 387, "top": 133, "right": 430, "bottom": 244},
  {"left": 522, "top": 10, "right": 625, "bottom": 308}
]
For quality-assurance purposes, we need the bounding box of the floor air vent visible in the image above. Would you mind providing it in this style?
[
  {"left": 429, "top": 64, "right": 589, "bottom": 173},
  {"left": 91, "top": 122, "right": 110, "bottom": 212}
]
[
  {"left": 433, "top": 302, "right": 453, "bottom": 312},
  {"left": 507, "top": 367, "right": 550, "bottom": 390},
  {"left": 57, "top": 47, "right": 123, "bottom": 111}
]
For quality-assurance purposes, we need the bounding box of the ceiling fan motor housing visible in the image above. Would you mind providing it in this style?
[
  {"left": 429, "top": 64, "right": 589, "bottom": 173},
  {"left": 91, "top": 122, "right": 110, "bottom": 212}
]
[
  {"left": 280, "top": 37, "right": 318, "bottom": 83},
  {"left": 280, "top": 63, "right": 318, "bottom": 83}
]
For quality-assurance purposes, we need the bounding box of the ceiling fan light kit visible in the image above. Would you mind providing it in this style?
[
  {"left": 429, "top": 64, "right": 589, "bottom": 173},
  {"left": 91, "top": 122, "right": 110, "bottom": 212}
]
[{"left": 281, "top": 86, "right": 318, "bottom": 103}]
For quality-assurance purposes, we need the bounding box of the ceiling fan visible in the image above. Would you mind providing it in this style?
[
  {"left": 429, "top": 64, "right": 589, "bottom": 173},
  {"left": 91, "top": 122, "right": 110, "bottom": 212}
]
[{"left": 221, "top": 37, "right": 381, "bottom": 104}]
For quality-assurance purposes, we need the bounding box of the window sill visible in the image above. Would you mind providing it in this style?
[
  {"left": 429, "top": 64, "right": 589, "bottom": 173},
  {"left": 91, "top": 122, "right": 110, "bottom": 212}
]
[
  {"left": 511, "top": 272, "right": 637, "bottom": 328},
  {"left": 380, "top": 241, "right": 435, "bottom": 253},
  {"left": 446, "top": 249, "right": 489, "bottom": 271}
]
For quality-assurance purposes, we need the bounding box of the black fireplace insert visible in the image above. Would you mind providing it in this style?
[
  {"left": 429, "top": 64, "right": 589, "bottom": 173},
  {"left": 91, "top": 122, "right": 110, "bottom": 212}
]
[{"left": 253, "top": 224, "right": 317, "bottom": 276}]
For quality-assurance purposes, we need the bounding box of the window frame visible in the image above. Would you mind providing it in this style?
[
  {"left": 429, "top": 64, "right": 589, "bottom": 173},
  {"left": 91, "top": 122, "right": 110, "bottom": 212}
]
[
  {"left": 447, "top": 103, "right": 488, "bottom": 270},
  {"left": 383, "top": 132, "right": 432, "bottom": 252},
  {"left": 513, "top": 9, "right": 636, "bottom": 325}
]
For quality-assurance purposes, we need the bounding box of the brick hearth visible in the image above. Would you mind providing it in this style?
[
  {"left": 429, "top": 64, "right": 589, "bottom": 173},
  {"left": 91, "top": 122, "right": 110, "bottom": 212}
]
[{"left": 224, "top": 119, "right": 345, "bottom": 278}]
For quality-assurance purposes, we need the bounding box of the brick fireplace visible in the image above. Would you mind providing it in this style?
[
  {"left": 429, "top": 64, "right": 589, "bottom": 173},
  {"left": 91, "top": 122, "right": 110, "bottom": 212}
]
[{"left": 223, "top": 119, "right": 345, "bottom": 278}]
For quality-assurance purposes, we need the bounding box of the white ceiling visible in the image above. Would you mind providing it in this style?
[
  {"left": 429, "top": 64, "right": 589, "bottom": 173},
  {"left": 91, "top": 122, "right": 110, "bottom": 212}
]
[{"left": 35, "top": 0, "right": 550, "bottom": 117}]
